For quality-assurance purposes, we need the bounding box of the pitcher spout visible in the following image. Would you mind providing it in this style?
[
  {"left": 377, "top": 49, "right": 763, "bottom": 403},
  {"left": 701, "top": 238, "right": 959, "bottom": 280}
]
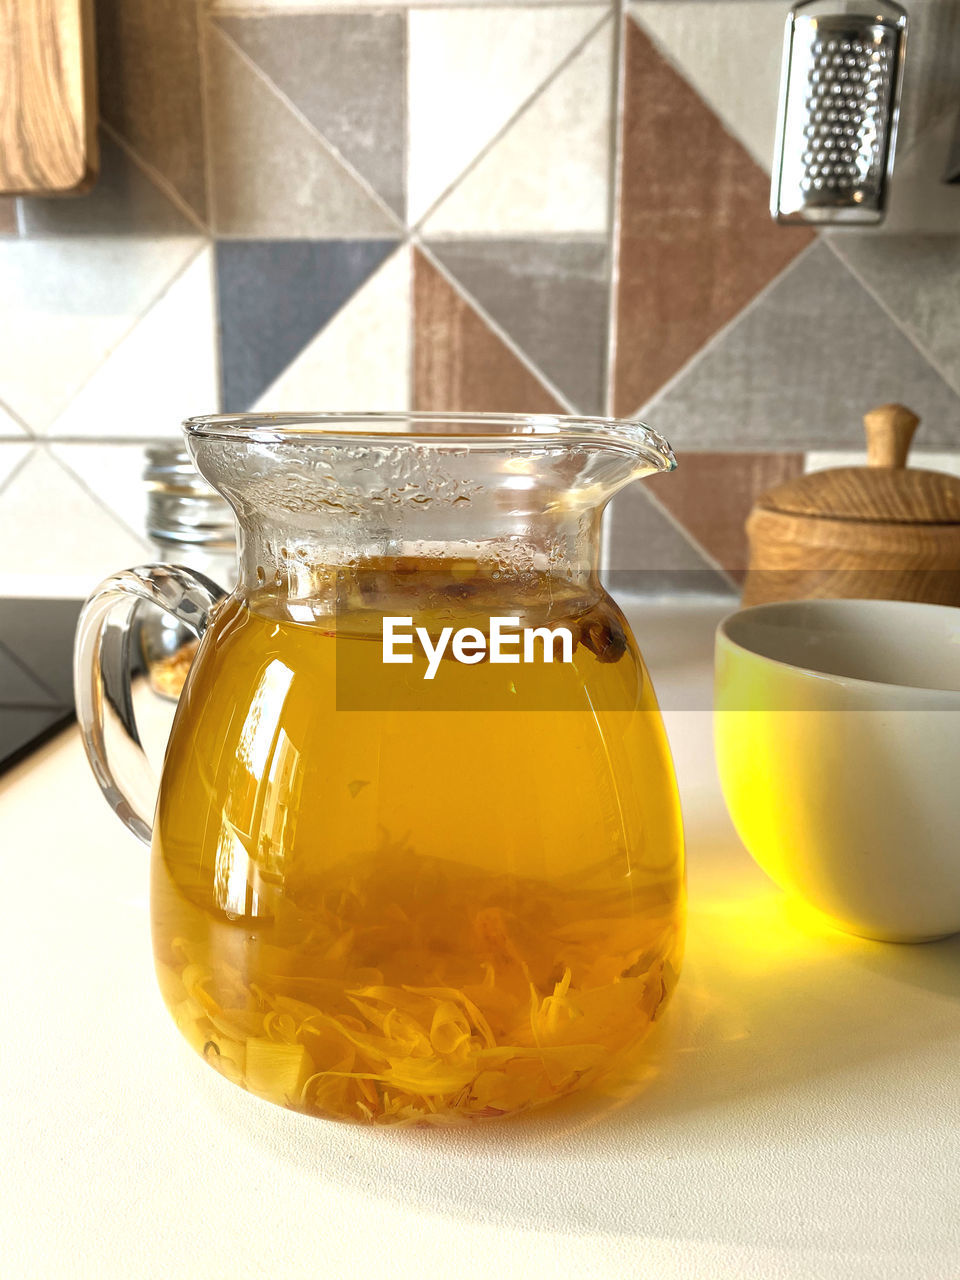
[{"left": 182, "top": 412, "right": 677, "bottom": 598}]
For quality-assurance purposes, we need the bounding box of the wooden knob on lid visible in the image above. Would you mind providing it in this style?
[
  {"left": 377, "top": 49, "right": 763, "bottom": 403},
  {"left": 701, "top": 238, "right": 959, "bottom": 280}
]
[{"left": 864, "top": 403, "right": 920, "bottom": 470}]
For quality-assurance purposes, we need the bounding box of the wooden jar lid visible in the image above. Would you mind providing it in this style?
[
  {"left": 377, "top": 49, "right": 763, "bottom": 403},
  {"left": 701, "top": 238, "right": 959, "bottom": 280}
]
[{"left": 757, "top": 405, "right": 960, "bottom": 525}]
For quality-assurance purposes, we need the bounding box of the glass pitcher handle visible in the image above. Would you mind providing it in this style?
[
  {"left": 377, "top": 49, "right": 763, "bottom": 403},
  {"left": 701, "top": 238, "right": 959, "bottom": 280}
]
[{"left": 74, "top": 565, "right": 227, "bottom": 846}]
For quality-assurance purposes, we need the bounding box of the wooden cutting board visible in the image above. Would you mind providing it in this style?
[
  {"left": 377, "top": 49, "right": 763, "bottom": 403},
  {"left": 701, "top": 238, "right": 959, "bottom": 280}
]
[{"left": 0, "top": 0, "right": 98, "bottom": 195}]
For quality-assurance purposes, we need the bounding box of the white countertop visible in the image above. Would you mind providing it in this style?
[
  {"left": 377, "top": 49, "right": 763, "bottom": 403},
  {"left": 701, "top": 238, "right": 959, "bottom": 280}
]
[{"left": 2, "top": 597, "right": 959, "bottom": 1280}]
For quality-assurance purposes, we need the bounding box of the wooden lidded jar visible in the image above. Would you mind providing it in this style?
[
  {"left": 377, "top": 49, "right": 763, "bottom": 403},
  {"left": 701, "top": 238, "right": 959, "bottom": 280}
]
[{"left": 743, "top": 404, "right": 960, "bottom": 607}]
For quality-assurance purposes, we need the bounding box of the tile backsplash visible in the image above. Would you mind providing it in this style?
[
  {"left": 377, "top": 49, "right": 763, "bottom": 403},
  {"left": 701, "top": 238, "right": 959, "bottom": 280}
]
[{"left": 1, "top": 0, "right": 958, "bottom": 597}]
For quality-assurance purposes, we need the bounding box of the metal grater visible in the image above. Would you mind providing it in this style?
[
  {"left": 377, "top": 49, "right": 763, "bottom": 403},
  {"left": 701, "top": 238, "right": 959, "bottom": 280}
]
[{"left": 771, "top": 0, "right": 908, "bottom": 224}]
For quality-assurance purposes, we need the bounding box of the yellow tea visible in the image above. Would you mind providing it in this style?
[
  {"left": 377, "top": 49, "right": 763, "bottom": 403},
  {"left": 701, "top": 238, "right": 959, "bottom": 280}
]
[{"left": 152, "top": 563, "right": 684, "bottom": 1125}]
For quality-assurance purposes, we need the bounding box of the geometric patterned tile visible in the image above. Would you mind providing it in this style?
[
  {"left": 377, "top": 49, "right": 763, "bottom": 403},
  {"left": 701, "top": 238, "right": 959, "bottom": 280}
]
[
  {"left": 806, "top": 450, "right": 960, "bottom": 479},
  {"left": 47, "top": 248, "right": 218, "bottom": 438},
  {"left": 0, "top": 404, "right": 28, "bottom": 438},
  {"left": 6, "top": 0, "right": 956, "bottom": 606},
  {"left": 425, "top": 238, "right": 608, "bottom": 413},
  {"left": 19, "top": 131, "right": 194, "bottom": 238},
  {"left": 896, "top": 0, "right": 960, "bottom": 152},
  {"left": 211, "top": 0, "right": 611, "bottom": 6},
  {"left": 0, "top": 442, "right": 32, "bottom": 490},
  {"left": 645, "top": 450, "right": 805, "bottom": 580},
  {"left": 49, "top": 442, "right": 154, "bottom": 542},
  {"left": 412, "top": 249, "right": 565, "bottom": 415},
  {"left": 422, "top": 18, "right": 613, "bottom": 234},
  {"left": 253, "top": 245, "right": 411, "bottom": 412},
  {"left": 827, "top": 234, "right": 960, "bottom": 397},
  {"left": 217, "top": 239, "right": 397, "bottom": 410},
  {"left": 642, "top": 242, "right": 960, "bottom": 450},
  {"left": 879, "top": 112, "right": 960, "bottom": 235},
  {"left": 604, "top": 483, "right": 733, "bottom": 593},
  {"left": 216, "top": 12, "right": 406, "bottom": 218},
  {"left": 0, "top": 235, "right": 202, "bottom": 433},
  {"left": 614, "top": 19, "right": 814, "bottom": 417},
  {"left": 407, "top": 5, "right": 603, "bottom": 223},
  {"left": 206, "top": 26, "right": 399, "bottom": 237},
  {"left": 631, "top": 1, "right": 786, "bottom": 173},
  {"left": 96, "top": 0, "right": 208, "bottom": 221},
  {"left": 0, "top": 449, "right": 149, "bottom": 593},
  {"left": 943, "top": 109, "right": 960, "bottom": 183}
]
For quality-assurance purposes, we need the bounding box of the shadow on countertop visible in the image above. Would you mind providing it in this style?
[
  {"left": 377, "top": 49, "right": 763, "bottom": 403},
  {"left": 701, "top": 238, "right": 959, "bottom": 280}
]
[{"left": 190, "top": 823, "right": 960, "bottom": 1256}]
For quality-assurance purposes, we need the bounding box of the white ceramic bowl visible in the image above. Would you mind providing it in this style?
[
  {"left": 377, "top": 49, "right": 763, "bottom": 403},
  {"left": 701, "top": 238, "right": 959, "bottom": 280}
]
[{"left": 715, "top": 599, "right": 960, "bottom": 943}]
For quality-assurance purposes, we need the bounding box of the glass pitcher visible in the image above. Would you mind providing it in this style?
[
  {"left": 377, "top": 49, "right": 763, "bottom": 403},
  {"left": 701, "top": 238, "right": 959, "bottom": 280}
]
[{"left": 75, "top": 413, "right": 685, "bottom": 1126}]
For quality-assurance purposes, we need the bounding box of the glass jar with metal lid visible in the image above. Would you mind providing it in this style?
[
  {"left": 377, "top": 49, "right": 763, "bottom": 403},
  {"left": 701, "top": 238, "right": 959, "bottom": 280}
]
[{"left": 140, "top": 444, "right": 237, "bottom": 699}]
